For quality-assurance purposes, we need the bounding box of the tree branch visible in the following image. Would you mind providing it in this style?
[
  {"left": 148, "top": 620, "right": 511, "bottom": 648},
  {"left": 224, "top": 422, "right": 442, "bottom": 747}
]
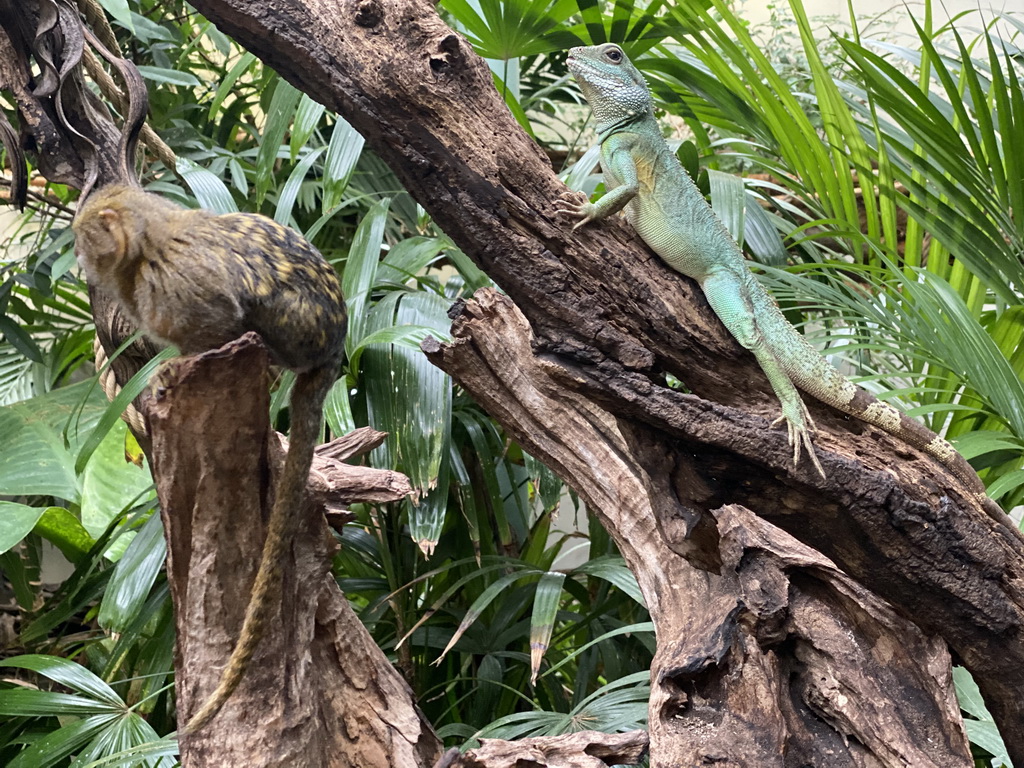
[
  {"left": 185, "top": 0, "right": 1024, "bottom": 757},
  {"left": 148, "top": 334, "right": 439, "bottom": 768}
]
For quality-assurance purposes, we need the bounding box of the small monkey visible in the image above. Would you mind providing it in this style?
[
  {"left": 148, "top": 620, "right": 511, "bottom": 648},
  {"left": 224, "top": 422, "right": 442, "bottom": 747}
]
[{"left": 73, "top": 184, "right": 348, "bottom": 734}]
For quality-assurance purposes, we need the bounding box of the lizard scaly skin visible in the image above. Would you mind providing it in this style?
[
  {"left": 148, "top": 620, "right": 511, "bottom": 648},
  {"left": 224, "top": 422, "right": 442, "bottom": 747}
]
[{"left": 557, "top": 43, "right": 1015, "bottom": 530}]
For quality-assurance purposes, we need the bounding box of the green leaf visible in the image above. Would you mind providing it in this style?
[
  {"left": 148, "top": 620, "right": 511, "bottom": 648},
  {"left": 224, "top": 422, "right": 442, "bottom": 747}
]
[
  {"left": 273, "top": 146, "right": 326, "bottom": 225},
  {"left": 529, "top": 571, "right": 565, "bottom": 684},
  {"left": 176, "top": 158, "right": 238, "bottom": 214},
  {"left": 0, "top": 689, "right": 118, "bottom": 717},
  {"left": 0, "top": 381, "right": 112, "bottom": 501},
  {"left": 438, "top": 569, "right": 541, "bottom": 660},
  {"left": 0, "top": 501, "right": 46, "bottom": 554},
  {"left": 322, "top": 116, "right": 366, "bottom": 212},
  {"left": 97, "top": 0, "right": 134, "bottom": 33},
  {"left": 954, "top": 666, "right": 1012, "bottom": 767},
  {"left": 97, "top": 511, "right": 166, "bottom": 631},
  {"left": 255, "top": 79, "right": 303, "bottom": 204},
  {"left": 290, "top": 94, "right": 327, "bottom": 161},
  {"left": 208, "top": 52, "right": 258, "bottom": 118},
  {"left": 342, "top": 198, "right": 391, "bottom": 356},
  {"left": 323, "top": 377, "right": 355, "bottom": 437},
  {"left": 707, "top": 169, "right": 746, "bottom": 247},
  {"left": 80, "top": 420, "right": 154, "bottom": 542},
  {"left": 75, "top": 348, "right": 175, "bottom": 476},
  {"left": 362, "top": 293, "right": 454, "bottom": 555},
  {"left": 134, "top": 66, "right": 201, "bottom": 86},
  {"left": 0, "top": 316, "right": 42, "bottom": 362},
  {"left": 0, "top": 656, "right": 124, "bottom": 707},
  {"left": 33, "top": 506, "right": 94, "bottom": 564}
]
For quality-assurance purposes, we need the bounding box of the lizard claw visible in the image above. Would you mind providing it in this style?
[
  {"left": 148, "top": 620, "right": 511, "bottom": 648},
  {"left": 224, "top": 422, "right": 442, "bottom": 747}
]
[
  {"left": 771, "top": 406, "right": 825, "bottom": 480},
  {"left": 555, "top": 191, "right": 596, "bottom": 230}
]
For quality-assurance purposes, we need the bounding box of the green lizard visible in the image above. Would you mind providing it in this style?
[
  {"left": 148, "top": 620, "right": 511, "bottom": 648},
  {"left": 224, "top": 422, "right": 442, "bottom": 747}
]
[{"left": 557, "top": 42, "right": 1012, "bottom": 525}]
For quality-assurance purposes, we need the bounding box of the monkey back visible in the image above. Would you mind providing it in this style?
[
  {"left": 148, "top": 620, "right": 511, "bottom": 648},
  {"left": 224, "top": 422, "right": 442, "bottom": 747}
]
[{"left": 73, "top": 185, "right": 347, "bottom": 373}]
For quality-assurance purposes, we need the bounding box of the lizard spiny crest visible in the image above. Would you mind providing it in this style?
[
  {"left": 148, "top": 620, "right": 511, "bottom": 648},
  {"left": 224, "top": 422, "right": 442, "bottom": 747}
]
[{"left": 566, "top": 44, "right": 653, "bottom": 134}]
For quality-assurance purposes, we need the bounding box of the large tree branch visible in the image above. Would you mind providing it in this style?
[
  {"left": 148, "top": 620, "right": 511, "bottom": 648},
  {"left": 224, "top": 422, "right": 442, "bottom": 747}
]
[
  {"left": 184, "top": 0, "right": 1024, "bottom": 757},
  {"left": 424, "top": 292, "right": 973, "bottom": 765},
  {"left": 149, "top": 335, "right": 439, "bottom": 768}
]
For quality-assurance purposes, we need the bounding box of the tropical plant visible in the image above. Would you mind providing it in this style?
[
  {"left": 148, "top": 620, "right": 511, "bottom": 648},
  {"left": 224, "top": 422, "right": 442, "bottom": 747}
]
[{"left": 2, "top": 0, "right": 1022, "bottom": 764}]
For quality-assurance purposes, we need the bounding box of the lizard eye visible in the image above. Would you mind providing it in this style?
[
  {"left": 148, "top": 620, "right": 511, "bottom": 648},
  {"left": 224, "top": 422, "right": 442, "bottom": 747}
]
[{"left": 605, "top": 47, "right": 623, "bottom": 63}]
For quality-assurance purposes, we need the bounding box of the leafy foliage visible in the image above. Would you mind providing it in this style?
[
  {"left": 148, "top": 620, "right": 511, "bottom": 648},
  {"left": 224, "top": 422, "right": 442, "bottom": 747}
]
[{"left": 1, "top": 0, "right": 1021, "bottom": 764}]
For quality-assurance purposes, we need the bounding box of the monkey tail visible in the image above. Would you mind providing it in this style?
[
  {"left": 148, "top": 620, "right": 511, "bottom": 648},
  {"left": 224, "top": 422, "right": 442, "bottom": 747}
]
[{"left": 181, "top": 365, "right": 335, "bottom": 735}]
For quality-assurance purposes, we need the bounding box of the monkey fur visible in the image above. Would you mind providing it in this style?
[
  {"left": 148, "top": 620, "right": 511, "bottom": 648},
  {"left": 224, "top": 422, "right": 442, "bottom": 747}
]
[{"left": 73, "top": 184, "right": 348, "bottom": 734}]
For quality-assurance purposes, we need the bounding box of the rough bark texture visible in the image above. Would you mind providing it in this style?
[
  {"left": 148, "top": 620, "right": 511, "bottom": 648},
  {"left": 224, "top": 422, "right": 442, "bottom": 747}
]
[
  {"left": 425, "top": 292, "right": 974, "bottom": 766},
  {"left": 148, "top": 334, "right": 440, "bottom": 768},
  {"left": 182, "top": 0, "right": 1024, "bottom": 761},
  {"left": 434, "top": 729, "right": 649, "bottom": 767}
]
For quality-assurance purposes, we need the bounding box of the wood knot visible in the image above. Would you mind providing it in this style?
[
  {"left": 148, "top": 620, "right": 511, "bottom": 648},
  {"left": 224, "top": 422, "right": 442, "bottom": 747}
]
[
  {"left": 430, "top": 33, "right": 464, "bottom": 73},
  {"left": 354, "top": 0, "right": 383, "bottom": 27}
]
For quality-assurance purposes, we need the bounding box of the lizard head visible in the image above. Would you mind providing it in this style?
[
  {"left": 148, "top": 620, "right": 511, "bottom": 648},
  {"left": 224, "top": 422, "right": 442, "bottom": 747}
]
[{"left": 565, "top": 44, "right": 653, "bottom": 131}]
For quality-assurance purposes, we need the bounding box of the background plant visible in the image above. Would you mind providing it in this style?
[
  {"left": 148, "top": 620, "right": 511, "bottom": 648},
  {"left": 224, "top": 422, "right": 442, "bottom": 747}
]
[{"left": 0, "top": 0, "right": 1020, "bottom": 765}]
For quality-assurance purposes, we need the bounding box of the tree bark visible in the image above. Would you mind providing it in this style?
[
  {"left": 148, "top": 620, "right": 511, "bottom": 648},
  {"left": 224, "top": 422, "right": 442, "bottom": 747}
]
[
  {"left": 148, "top": 334, "right": 440, "bottom": 768},
  {"left": 435, "top": 729, "right": 649, "bottom": 767},
  {"left": 425, "top": 292, "right": 973, "bottom": 766},
  {"left": 182, "top": 0, "right": 1024, "bottom": 762}
]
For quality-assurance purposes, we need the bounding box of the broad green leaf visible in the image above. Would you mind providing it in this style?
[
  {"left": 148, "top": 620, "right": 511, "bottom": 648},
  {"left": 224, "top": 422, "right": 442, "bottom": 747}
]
[
  {"left": 1, "top": 656, "right": 124, "bottom": 706},
  {"left": 33, "top": 506, "right": 94, "bottom": 564},
  {"left": 273, "top": 146, "right": 326, "bottom": 225},
  {"left": 343, "top": 198, "right": 390, "bottom": 356},
  {"left": 176, "top": 158, "right": 238, "bottom": 214},
  {"left": 80, "top": 420, "right": 154, "bottom": 542},
  {"left": 376, "top": 236, "right": 453, "bottom": 288},
  {"left": 0, "top": 689, "right": 118, "bottom": 717},
  {"left": 97, "top": 0, "right": 133, "bottom": 33},
  {"left": 707, "top": 169, "right": 746, "bottom": 247},
  {"left": 255, "top": 79, "right": 303, "bottom": 203},
  {"left": 0, "top": 316, "right": 42, "bottom": 362},
  {"left": 75, "top": 348, "right": 175, "bottom": 475},
  {"left": 323, "top": 377, "right": 355, "bottom": 437},
  {"left": 134, "top": 66, "right": 201, "bottom": 86},
  {"left": 6, "top": 714, "right": 121, "bottom": 768},
  {"left": 97, "top": 511, "right": 166, "bottom": 631},
  {"left": 575, "top": 556, "right": 645, "bottom": 606},
  {"left": 0, "top": 501, "right": 46, "bottom": 554},
  {"left": 954, "top": 667, "right": 1012, "bottom": 767},
  {"left": 208, "top": 52, "right": 258, "bottom": 118},
  {"left": 290, "top": 94, "right": 327, "bottom": 161},
  {"left": 438, "top": 569, "right": 541, "bottom": 660},
  {"left": 0, "top": 380, "right": 111, "bottom": 501},
  {"left": 363, "top": 293, "right": 453, "bottom": 555}
]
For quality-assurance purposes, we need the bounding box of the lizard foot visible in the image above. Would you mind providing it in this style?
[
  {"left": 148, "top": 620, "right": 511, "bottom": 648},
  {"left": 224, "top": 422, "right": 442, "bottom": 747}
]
[
  {"left": 771, "top": 407, "right": 826, "bottom": 480},
  {"left": 555, "top": 191, "right": 596, "bottom": 230}
]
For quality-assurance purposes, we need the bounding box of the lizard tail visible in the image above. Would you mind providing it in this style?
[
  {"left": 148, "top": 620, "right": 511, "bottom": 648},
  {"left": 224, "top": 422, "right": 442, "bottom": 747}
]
[
  {"left": 797, "top": 353, "right": 1021, "bottom": 537},
  {"left": 181, "top": 365, "right": 334, "bottom": 735},
  {"left": 751, "top": 284, "right": 1000, "bottom": 504}
]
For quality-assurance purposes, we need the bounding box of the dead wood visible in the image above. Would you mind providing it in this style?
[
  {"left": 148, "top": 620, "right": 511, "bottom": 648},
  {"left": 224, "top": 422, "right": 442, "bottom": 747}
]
[
  {"left": 424, "top": 291, "right": 975, "bottom": 766},
  {"left": 434, "top": 729, "right": 649, "bottom": 767},
  {"left": 179, "top": 0, "right": 1024, "bottom": 758},
  {"left": 5, "top": 0, "right": 1024, "bottom": 762},
  {"left": 147, "top": 333, "right": 439, "bottom": 768}
]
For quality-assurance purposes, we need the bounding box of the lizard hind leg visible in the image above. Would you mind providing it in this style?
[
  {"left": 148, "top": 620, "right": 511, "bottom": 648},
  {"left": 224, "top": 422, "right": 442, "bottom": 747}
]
[
  {"left": 771, "top": 400, "right": 825, "bottom": 480},
  {"left": 700, "top": 269, "right": 826, "bottom": 480}
]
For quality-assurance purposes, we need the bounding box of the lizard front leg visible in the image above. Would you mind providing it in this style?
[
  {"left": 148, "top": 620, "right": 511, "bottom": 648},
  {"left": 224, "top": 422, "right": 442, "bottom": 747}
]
[
  {"left": 701, "top": 268, "right": 826, "bottom": 479},
  {"left": 556, "top": 137, "right": 640, "bottom": 229}
]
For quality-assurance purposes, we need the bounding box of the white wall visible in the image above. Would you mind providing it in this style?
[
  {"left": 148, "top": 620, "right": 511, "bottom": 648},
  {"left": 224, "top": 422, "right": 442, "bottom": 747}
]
[{"left": 743, "top": 0, "right": 1022, "bottom": 40}]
